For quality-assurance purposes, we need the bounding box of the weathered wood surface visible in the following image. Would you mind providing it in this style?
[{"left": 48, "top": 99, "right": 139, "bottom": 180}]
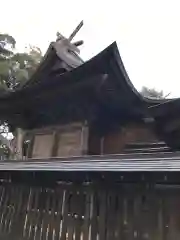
[
  {"left": 27, "top": 123, "right": 89, "bottom": 159},
  {"left": 0, "top": 183, "right": 179, "bottom": 239}
]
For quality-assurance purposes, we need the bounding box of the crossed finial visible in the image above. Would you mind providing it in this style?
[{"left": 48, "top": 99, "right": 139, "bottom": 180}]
[{"left": 56, "top": 20, "right": 84, "bottom": 47}]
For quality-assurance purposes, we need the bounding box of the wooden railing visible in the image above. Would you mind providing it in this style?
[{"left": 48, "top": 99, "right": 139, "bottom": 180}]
[{"left": 0, "top": 182, "right": 179, "bottom": 239}]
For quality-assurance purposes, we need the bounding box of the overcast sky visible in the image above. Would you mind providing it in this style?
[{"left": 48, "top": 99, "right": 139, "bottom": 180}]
[{"left": 1, "top": 0, "right": 180, "bottom": 97}]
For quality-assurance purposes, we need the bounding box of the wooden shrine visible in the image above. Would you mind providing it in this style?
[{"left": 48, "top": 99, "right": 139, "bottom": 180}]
[{"left": 0, "top": 22, "right": 180, "bottom": 239}]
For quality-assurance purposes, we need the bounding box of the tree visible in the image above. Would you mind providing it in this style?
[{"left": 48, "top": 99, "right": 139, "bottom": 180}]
[
  {"left": 0, "top": 33, "right": 42, "bottom": 91},
  {"left": 141, "top": 86, "right": 164, "bottom": 99},
  {"left": 0, "top": 33, "right": 42, "bottom": 159}
]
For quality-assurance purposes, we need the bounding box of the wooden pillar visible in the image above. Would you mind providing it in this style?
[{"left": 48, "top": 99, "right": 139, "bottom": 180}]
[
  {"left": 81, "top": 122, "right": 89, "bottom": 155},
  {"left": 16, "top": 128, "right": 24, "bottom": 160}
]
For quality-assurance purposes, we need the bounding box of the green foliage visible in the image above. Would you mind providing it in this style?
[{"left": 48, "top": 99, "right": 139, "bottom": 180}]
[
  {"left": 0, "top": 34, "right": 16, "bottom": 48},
  {"left": 0, "top": 33, "right": 43, "bottom": 159},
  {"left": 141, "top": 86, "right": 164, "bottom": 99},
  {"left": 0, "top": 33, "right": 15, "bottom": 57},
  {"left": 0, "top": 33, "right": 42, "bottom": 91}
]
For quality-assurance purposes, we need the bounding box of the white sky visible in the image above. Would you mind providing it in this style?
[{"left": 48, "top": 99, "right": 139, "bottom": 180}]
[{"left": 1, "top": 0, "right": 180, "bottom": 97}]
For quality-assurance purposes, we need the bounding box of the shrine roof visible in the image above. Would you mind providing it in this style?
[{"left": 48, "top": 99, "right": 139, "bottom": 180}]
[{"left": 0, "top": 42, "right": 180, "bottom": 150}]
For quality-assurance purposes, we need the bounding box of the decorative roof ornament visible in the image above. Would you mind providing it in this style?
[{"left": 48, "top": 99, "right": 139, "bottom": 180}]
[
  {"left": 68, "top": 20, "right": 84, "bottom": 42},
  {"left": 54, "top": 21, "right": 84, "bottom": 68},
  {"left": 56, "top": 20, "right": 84, "bottom": 45},
  {"left": 18, "top": 21, "right": 84, "bottom": 89}
]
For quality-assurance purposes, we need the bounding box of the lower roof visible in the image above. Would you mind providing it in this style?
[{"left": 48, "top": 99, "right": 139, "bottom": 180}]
[{"left": 1, "top": 152, "right": 180, "bottom": 172}]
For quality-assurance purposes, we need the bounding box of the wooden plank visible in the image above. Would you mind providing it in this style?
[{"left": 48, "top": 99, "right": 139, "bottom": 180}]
[
  {"left": 27, "top": 135, "right": 35, "bottom": 158},
  {"left": 35, "top": 187, "right": 45, "bottom": 240},
  {"left": 167, "top": 195, "right": 173, "bottom": 240},
  {"left": 4, "top": 185, "right": 19, "bottom": 234},
  {"left": 53, "top": 188, "right": 64, "bottom": 240},
  {"left": 116, "top": 191, "right": 124, "bottom": 240},
  {"left": 106, "top": 191, "right": 116, "bottom": 240},
  {"left": 126, "top": 193, "right": 134, "bottom": 240},
  {"left": 12, "top": 186, "right": 30, "bottom": 239},
  {"left": 146, "top": 188, "right": 159, "bottom": 240},
  {"left": 41, "top": 188, "right": 51, "bottom": 240},
  {"left": 23, "top": 187, "right": 33, "bottom": 238},
  {"left": 47, "top": 189, "right": 57, "bottom": 240},
  {"left": 26, "top": 187, "right": 37, "bottom": 239},
  {"left": 32, "top": 134, "right": 54, "bottom": 159},
  {"left": 168, "top": 190, "right": 180, "bottom": 240},
  {"left": 98, "top": 190, "right": 106, "bottom": 240},
  {"left": 67, "top": 191, "right": 74, "bottom": 240},
  {"left": 57, "top": 129, "right": 83, "bottom": 157},
  {"left": 74, "top": 189, "right": 84, "bottom": 240},
  {"left": 139, "top": 189, "right": 151, "bottom": 240},
  {"left": 81, "top": 124, "right": 89, "bottom": 155},
  {"left": 6, "top": 186, "right": 18, "bottom": 235},
  {"left": 61, "top": 189, "right": 70, "bottom": 240},
  {"left": 121, "top": 196, "right": 129, "bottom": 240},
  {"left": 29, "top": 188, "right": 40, "bottom": 240},
  {"left": 11, "top": 185, "right": 23, "bottom": 234},
  {"left": 0, "top": 185, "right": 11, "bottom": 234},
  {"left": 158, "top": 193, "right": 169, "bottom": 240},
  {"left": 82, "top": 189, "right": 91, "bottom": 240},
  {"left": 0, "top": 185, "right": 29, "bottom": 239},
  {"left": 51, "top": 132, "right": 60, "bottom": 157},
  {"left": 0, "top": 186, "right": 5, "bottom": 210},
  {"left": 90, "top": 191, "right": 98, "bottom": 240},
  {"left": 134, "top": 186, "right": 157, "bottom": 240},
  {"left": 165, "top": 190, "right": 179, "bottom": 240},
  {"left": 28, "top": 188, "right": 38, "bottom": 239},
  {"left": 2, "top": 185, "right": 14, "bottom": 235},
  {"left": 132, "top": 192, "right": 141, "bottom": 240}
]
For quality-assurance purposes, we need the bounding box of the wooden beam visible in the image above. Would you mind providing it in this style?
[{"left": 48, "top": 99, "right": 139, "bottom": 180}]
[
  {"left": 72, "top": 40, "right": 84, "bottom": 47},
  {"left": 68, "top": 20, "right": 83, "bottom": 42}
]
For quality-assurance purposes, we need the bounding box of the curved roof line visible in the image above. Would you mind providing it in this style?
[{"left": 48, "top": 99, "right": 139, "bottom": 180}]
[
  {"left": 111, "top": 42, "right": 144, "bottom": 101},
  {"left": 1, "top": 41, "right": 180, "bottom": 151},
  {"left": 1, "top": 41, "right": 180, "bottom": 115}
]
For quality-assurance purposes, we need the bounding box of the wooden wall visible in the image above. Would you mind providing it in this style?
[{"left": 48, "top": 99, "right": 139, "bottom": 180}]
[
  {"left": 26, "top": 122, "right": 159, "bottom": 158},
  {"left": 88, "top": 132, "right": 102, "bottom": 155},
  {"left": 102, "top": 123, "right": 159, "bottom": 154},
  {"left": 0, "top": 182, "right": 180, "bottom": 240},
  {"left": 28, "top": 123, "right": 89, "bottom": 159}
]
